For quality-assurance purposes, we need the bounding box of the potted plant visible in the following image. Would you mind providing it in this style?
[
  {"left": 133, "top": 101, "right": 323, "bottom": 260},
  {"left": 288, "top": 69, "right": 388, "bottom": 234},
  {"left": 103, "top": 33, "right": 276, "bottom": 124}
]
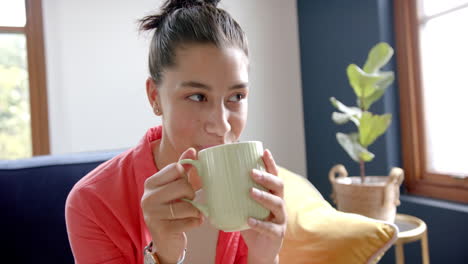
[{"left": 328, "top": 42, "right": 404, "bottom": 222}]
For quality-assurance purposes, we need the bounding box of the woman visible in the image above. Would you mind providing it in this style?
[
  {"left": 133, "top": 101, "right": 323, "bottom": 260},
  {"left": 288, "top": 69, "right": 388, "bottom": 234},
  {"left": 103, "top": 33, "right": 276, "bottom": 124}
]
[{"left": 65, "top": 0, "right": 286, "bottom": 263}]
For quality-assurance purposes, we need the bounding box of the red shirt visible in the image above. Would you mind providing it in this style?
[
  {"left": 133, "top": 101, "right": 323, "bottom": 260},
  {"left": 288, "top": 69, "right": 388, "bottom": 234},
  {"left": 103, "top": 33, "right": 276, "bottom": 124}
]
[{"left": 66, "top": 126, "right": 248, "bottom": 263}]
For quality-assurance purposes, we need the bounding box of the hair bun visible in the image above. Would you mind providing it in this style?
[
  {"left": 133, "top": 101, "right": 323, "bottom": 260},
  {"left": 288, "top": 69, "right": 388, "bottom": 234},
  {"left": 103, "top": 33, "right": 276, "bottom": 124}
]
[
  {"left": 162, "top": 0, "right": 220, "bottom": 14},
  {"left": 139, "top": 0, "right": 221, "bottom": 31},
  {"left": 204, "top": 0, "right": 221, "bottom": 6}
]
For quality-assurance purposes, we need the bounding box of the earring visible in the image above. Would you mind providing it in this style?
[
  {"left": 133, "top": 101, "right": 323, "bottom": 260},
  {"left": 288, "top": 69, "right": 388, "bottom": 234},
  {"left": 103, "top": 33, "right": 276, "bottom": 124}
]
[{"left": 153, "top": 104, "right": 161, "bottom": 115}]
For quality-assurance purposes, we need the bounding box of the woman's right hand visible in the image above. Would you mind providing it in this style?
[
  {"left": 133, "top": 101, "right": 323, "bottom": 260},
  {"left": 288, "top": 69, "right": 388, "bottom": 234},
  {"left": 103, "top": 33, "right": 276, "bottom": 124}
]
[{"left": 141, "top": 148, "right": 202, "bottom": 263}]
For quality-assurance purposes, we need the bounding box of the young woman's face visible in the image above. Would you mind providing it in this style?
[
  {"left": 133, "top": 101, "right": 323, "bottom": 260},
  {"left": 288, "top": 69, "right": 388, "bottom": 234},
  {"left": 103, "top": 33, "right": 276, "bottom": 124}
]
[{"left": 149, "top": 44, "right": 249, "bottom": 158}]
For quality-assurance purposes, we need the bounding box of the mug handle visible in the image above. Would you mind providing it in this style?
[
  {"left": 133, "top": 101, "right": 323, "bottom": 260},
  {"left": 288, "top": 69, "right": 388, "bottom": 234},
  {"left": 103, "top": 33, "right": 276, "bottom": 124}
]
[{"left": 179, "top": 159, "right": 209, "bottom": 217}]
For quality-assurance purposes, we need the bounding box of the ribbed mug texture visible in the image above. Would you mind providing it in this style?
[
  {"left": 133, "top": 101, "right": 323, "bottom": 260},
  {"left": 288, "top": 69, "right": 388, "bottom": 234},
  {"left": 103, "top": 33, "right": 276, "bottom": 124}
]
[{"left": 187, "top": 141, "right": 270, "bottom": 231}]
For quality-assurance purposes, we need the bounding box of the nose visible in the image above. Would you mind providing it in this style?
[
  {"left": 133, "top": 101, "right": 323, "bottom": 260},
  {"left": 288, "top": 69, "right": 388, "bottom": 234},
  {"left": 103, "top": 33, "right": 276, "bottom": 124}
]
[{"left": 205, "top": 102, "right": 231, "bottom": 137}]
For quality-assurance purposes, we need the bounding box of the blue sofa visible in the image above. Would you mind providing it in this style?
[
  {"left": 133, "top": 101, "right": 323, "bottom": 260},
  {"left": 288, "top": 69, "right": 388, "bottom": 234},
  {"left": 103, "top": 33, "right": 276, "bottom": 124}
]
[
  {"left": 0, "top": 150, "right": 124, "bottom": 263},
  {"left": 1, "top": 149, "right": 400, "bottom": 264}
]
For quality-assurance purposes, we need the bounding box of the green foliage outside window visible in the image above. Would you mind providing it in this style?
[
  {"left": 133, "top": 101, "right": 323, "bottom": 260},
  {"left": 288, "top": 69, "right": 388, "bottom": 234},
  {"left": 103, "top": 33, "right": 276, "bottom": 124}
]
[{"left": 0, "top": 33, "right": 31, "bottom": 159}]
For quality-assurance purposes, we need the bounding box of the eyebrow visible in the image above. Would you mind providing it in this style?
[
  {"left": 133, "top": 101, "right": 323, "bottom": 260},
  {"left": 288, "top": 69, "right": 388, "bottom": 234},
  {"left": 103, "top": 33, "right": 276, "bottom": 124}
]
[{"left": 179, "top": 81, "right": 248, "bottom": 90}]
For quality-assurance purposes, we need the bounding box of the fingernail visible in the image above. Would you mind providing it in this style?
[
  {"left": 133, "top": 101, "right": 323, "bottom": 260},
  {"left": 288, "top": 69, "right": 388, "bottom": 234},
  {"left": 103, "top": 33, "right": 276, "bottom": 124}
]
[
  {"left": 248, "top": 217, "right": 257, "bottom": 226},
  {"left": 251, "top": 187, "right": 261, "bottom": 197}
]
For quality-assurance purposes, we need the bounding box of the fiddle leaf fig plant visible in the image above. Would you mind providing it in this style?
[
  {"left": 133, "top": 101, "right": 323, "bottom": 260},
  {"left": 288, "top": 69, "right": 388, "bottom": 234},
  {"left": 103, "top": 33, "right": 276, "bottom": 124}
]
[{"left": 330, "top": 42, "right": 394, "bottom": 183}]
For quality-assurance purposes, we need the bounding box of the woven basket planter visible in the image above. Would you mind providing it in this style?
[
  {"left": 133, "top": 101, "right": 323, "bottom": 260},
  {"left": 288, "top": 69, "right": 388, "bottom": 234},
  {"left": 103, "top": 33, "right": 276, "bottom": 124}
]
[{"left": 329, "top": 164, "right": 404, "bottom": 222}]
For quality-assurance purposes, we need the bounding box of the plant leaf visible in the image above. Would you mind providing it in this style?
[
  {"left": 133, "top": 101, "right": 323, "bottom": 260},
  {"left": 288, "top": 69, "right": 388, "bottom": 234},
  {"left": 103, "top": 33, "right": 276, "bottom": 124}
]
[
  {"left": 332, "top": 112, "right": 352, "bottom": 125},
  {"left": 358, "top": 112, "right": 392, "bottom": 147},
  {"left": 348, "top": 42, "right": 395, "bottom": 110},
  {"left": 363, "top": 42, "right": 394, "bottom": 74},
  {"left": 336, "top": 132, "right": 375, "bottom": 163},
  {"left": 359, "top": 149, "right": 375, "bottom": 162},
  {"left": 347, "top": 64, "right": 382, "bottom": 98},
  {"left": 330, "top": 97, "right": 361, "bottom": 126},
  {"left": 359, "top": 71, "right": 395, "bottom": 110}
]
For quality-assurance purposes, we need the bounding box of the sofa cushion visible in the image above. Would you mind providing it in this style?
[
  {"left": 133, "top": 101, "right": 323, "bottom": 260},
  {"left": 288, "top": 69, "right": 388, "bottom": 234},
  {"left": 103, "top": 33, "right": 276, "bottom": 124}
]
[
  {"left": 278, "top": 167, "right": 398, "bottom": 264},
  {"left": 0, "top": 150, "right": 124, "bottom": 263}
]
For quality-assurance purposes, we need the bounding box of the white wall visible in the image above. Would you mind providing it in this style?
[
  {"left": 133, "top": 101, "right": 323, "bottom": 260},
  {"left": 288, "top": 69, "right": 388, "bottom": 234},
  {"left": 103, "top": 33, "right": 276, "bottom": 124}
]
[{"left": 42, "top": 0, "right": 307, "bottom": 176}]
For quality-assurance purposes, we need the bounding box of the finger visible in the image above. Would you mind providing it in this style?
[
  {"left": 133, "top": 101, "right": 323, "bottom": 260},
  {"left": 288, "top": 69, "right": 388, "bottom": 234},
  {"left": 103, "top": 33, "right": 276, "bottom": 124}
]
[
  {"left": 251, "top": 169, "right": 284, "bottom": 198},
  {"left": 250, "top": 187, "right": 286, "bottom": 224},
  {"left": 178, "top": 147, "right": 197, "bottom": 171},
  {"left": 144, "top": 163, "right": 185, "bottom": 188},
  {"left": 162, "top": 217, "right": 203, "bottom": 233},
  {"left": 247, "top": 217, "right": 285, "bottom": 239},
  {"left": 262, "top": 149, "right": 279, "bottom": 176},
  {"left": 159, "top": 201, "right": 201, "bottom": 220},
  {"left": 157, "top": 178, "right": 196, "bottom": 203}
]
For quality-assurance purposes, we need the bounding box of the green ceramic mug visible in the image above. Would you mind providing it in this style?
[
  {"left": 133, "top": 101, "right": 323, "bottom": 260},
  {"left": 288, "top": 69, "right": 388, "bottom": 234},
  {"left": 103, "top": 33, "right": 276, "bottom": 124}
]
[{"left": 179, "top": 141, "right": 270, "bottom": 232}]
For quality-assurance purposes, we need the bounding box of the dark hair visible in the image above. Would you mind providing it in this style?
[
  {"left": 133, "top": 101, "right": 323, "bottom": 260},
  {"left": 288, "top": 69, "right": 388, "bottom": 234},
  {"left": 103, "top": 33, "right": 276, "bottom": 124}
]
[{"left": 139, "top": 0, "right": 248, "bottom": 84}]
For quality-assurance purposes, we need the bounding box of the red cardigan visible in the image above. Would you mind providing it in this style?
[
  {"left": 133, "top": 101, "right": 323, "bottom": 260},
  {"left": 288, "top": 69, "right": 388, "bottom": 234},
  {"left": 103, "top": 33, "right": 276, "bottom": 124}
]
[{"left": 66, "top": 126, "right": 248, "bottom": 264}]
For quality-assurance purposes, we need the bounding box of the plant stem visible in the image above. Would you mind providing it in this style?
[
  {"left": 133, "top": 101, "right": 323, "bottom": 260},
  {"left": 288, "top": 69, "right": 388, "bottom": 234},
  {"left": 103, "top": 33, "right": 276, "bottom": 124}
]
[{"left": 359, "top": 159, "right": 366, "bottom": 183}]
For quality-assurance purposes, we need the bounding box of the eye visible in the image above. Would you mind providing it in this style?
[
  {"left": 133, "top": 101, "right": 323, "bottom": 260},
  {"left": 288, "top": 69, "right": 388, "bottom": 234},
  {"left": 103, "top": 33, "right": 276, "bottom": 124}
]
[
  {"left": 188, "top": 94, "right": 206, "bottom": 102},
  {"left": 227, "top": 93, "right": 246, "bottom": 102}
]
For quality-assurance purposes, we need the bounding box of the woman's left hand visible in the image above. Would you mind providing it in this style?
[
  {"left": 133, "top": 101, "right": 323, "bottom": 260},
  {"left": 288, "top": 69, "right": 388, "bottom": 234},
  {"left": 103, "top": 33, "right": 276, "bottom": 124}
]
[{"left": 241, "top": 149, "right": 286, "bottom": 264}]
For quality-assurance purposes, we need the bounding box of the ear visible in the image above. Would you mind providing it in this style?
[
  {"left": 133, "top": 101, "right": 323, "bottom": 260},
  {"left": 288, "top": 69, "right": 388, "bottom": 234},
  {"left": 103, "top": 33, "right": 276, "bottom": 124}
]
[{"left": 146, "top": 77, "right": 162, "bottom": 116}]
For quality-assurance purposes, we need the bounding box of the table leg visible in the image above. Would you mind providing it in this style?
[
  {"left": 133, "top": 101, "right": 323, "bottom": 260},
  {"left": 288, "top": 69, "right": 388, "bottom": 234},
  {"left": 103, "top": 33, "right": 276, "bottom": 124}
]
[
  {"left": 395, "top": 242, "right": 405, "bottom": 264},
  {"left": 421, "top": 231, "right": 430, "bottom": 264}
]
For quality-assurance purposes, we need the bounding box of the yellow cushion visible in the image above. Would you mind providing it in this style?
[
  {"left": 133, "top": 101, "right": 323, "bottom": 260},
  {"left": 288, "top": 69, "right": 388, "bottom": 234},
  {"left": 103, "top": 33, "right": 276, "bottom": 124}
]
[{"left": 278, "top": 167, "right": 398, "bottom": 264}]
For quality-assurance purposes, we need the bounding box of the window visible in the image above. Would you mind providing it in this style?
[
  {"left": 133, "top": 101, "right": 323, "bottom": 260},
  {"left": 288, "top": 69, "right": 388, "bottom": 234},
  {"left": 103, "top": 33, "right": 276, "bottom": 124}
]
[
  {"left": 394, "top": 0, "right": 468, "bottom": 203},
  {"left": 0, "top": 0, "right": 49, "bottom": 159}
]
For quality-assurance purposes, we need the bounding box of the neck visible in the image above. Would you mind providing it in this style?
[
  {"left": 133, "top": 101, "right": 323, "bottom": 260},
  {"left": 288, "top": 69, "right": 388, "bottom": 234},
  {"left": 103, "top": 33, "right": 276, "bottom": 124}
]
[{"left": 152, "top": 137, "right": 177, "bottom": 171}]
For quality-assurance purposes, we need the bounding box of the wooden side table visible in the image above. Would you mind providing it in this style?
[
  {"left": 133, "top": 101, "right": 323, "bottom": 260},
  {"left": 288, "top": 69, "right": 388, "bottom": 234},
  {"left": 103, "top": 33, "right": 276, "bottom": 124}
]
[{"left": 394, "top": 214, "right": 430, "bottom": 264}]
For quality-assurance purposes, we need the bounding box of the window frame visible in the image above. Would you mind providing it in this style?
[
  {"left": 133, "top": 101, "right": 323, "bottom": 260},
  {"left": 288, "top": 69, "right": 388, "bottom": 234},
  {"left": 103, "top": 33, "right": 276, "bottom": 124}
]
[
  {"left": 394, "top": 0, "right": 468, "bottom": 203},
  {"left": 0, "top": 0, "right": 50, "bottom": 156}
]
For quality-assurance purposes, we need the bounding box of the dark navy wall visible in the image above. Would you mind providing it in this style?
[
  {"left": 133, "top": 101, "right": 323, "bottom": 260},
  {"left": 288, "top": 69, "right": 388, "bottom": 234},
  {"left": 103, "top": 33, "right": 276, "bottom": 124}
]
[{"left": 296, "top": 0, "right": 468, "bottom": 263}]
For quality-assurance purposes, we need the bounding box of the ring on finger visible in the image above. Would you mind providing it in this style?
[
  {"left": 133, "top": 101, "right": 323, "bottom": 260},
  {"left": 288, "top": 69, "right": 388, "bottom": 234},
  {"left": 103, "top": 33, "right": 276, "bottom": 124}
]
[{"left": 169, "top": 203, "right": 176, "bottom": 219}]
